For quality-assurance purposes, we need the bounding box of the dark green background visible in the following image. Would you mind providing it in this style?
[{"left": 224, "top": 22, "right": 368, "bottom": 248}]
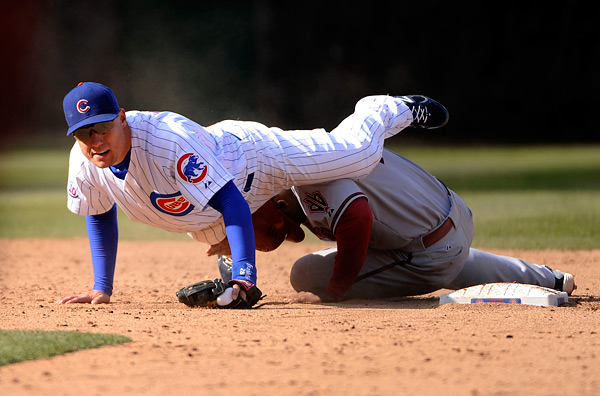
[{"left": 2, "top": 1, "right": 597, "bottom": 150}]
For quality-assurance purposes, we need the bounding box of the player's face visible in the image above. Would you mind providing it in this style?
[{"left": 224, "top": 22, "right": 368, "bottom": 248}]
[
  {"left": 272, "top": 190, "right": 306, "bottom": 224},
  {"left": 74, "top": 110, "right": 130, "bottom": 168}
]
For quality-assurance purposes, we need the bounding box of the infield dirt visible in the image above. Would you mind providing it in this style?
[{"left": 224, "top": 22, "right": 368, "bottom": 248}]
[{"left": 1, "top": 239, "right": 599, "bottom": 396}]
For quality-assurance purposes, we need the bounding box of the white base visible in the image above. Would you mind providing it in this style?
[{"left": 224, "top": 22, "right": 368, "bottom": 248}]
[{"left": 439, "top": 283, "right": 568, "bottom": 307}]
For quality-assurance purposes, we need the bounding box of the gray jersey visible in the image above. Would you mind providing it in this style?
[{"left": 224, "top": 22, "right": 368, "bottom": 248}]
[
  {"left": 292, "top": 148, "right": 451, "bottom": 250},
  {"left": 290, "top": 150, "right": 560, "bottom": 299}
]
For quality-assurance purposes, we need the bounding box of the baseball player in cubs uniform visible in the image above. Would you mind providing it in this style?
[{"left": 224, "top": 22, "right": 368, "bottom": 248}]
[
  {"left": 209, "top": 149, "right": 575, "bottom": 302},
  {"left": 56, "top": 81, "right": 449, "bottom": 306}
]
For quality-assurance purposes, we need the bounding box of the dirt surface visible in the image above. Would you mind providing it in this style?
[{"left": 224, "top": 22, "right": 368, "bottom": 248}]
[{"left": 1, "top": 239, "right": 599, "bottom": 396}]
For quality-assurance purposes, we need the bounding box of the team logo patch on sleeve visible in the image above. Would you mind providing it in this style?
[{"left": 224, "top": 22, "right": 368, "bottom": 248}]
[
  {"left": 177, "top": 153, "right": 208, "bottom": 184},
  {"left": 150, "top": 191, "right": 195, "bottom": 216},
  {"left": 303, "top": 191, "right": 329, "bottom": 213},
  {"left": 67, "top": 181, "right": 78, "bottom": 198}
]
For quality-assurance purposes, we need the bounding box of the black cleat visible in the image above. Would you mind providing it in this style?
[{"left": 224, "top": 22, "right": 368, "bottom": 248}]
[{"left": 396, "top": 95, "right": 449, "bottom": 129}]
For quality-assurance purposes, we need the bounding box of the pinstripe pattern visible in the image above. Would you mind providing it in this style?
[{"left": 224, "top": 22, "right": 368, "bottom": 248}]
[{"left": 67, "top": 95, "right": 412, "bottom": 244}]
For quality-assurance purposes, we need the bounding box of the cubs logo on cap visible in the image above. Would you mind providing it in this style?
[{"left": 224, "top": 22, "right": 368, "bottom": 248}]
[
  {"left": 63, "top": 82, "right": 120, "bottom": 136},
  {"left": 76, "top": 99, "right": 90, "bottom": 114}
]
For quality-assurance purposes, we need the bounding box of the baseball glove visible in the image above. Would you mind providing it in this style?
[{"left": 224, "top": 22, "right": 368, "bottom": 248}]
[{"left": 176, "top": 278, "right": 264, "bottom": 309}]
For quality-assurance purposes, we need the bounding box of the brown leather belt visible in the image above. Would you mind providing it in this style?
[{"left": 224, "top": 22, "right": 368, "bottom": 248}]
[{"left": 422, "top": 218, "right": 454, "bottom": 248}]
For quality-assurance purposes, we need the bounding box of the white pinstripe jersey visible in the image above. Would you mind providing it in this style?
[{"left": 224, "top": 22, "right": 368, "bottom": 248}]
[
  {"left": 292, "top": 149, "right": 452, "bottom": 250},
  {"left": 67, "top": 96, "right": 413, "bottom": 245},
  {"left": 67, "top": 111, "right": 234, "bottom": 235}
]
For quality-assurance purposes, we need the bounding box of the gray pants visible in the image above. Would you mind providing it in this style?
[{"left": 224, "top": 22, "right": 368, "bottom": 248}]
[{"left": 290, "top": 192, "right": 556, "bottom": 299}]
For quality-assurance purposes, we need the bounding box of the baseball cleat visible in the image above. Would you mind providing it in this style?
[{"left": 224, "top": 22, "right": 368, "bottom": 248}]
[
  {"left": 557, "top": 272, "right": 576, "bottom": 295},
  {"left": 564, "top": 273, "right": 576, "bottom": 294},
  {"left": 395, "top": 95, "right": 449, "bottom": 129},
  {"left": 546, "top": 266, "right": 576, "bottom": 295},
  {"left": 218, "top": 255, "right": 233, "bottom": 283}
]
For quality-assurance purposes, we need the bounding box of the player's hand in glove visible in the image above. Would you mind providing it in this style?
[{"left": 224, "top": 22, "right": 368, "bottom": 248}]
[
  {"left": 176, "top": 278, "right": 264, "bottom": 309},
  {"left": 226, "top": 280, "right": 265, "bottom": 308}
]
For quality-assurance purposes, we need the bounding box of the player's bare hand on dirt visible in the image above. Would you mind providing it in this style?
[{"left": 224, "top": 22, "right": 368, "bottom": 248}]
[
  {"left": 56, "top": 290, "right": 110, "bottom": 305},
  {"left": 284, "top": 291, "right": 322, "bottom": 303},
  {"left": 205, "top": 238, "right": 231, "bottom": 256}
]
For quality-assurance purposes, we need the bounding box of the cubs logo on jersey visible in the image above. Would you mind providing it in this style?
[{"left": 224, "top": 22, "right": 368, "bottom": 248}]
[
  {"left": 177, "top": 153, "right": 208, "bottom": 184},
  {"left": 150, "top": 191, "right": 195, "bottom": 216}
]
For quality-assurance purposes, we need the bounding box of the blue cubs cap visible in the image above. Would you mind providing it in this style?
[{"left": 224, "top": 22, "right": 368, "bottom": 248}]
[{"left": 63, "top": 82, "right": 120, "bottom": 135}]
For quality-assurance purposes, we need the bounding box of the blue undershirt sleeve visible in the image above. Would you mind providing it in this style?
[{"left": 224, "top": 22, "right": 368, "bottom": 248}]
[
  {"left": 207, "top": 180, "right": 257, "bottom": 285},
  {"left": 85, "top": 203, "right": 119, "bottom": 295}
]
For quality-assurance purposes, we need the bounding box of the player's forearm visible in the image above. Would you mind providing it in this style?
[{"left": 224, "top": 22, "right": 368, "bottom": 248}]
[
  {"left": 326, "top": 198, "right": 373, "bottom": 300},
  {"left": 85, "top": 204, "right": 119, "bottom": 295},
  {"left": 208, "top": 181, "right": 257, "bottom": 285}
]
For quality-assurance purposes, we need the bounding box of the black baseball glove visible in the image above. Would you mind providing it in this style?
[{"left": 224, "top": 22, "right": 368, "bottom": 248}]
[{"left": 176, "top": 278, "right": 264, "bottom": 309}]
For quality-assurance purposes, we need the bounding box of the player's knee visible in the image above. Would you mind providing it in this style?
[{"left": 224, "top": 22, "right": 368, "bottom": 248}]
[
  {"left": 289, "top": 256, "right": 312, "bottom": 292},
  {"left": 290, "top": 253, "right": 332, "bottom": 292}
]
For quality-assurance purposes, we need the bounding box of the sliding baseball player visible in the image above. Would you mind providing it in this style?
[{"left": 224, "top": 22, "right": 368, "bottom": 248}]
[{"left": 58, "top": 81, "right": 449, "bottom": 307}]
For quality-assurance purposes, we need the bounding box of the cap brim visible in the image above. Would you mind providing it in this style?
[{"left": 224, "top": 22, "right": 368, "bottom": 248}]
[
  {"left": 66, "top": 112, "right": 119, "bottom": 135},
  {"left": 251, "top": 199, "right": 305, "bottom": 252},
  {"left": 283, "top": 215, "right": 305, "bottom": 243}
]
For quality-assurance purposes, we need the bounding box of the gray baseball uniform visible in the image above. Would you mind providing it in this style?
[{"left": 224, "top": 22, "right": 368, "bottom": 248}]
[{"left": 289, "top": 149, "right": 558, "bottom": 299}]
